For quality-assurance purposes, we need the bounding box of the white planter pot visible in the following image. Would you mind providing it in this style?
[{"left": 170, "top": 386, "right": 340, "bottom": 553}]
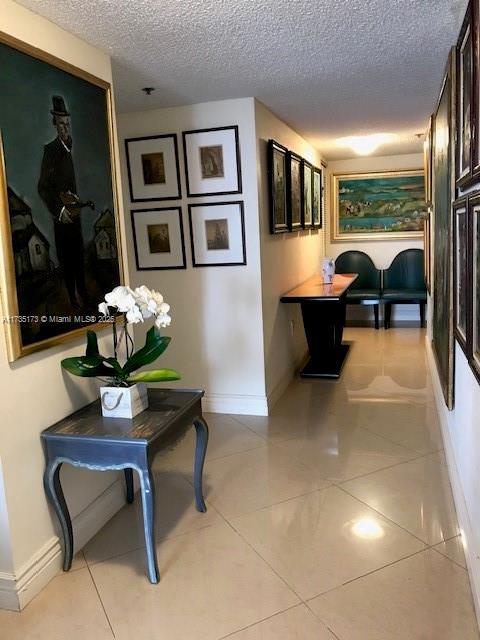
[{"left": 100, "top": 383, "right": 149, "bottom": 419}]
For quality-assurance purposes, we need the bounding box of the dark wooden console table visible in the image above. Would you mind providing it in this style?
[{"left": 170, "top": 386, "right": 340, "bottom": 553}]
[
  {"left": 41, "top": 388, "right": 208, "bottom": 584},
  {"left": 281, "top": 273, "right": 358, "bottom": 378}
]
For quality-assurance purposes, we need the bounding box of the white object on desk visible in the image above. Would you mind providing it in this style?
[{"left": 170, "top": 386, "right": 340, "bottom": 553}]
[{"left": 321, "top": 257, "right": 335, "bottom": 284}]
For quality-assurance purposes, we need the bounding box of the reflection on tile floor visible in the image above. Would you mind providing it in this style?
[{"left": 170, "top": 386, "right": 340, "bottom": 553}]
[{"left": 2, "top": 328, "right": 478, "bottom": 639}]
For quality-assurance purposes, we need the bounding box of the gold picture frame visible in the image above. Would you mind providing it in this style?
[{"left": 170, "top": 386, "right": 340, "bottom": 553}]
[
  {"left": 0, "top": 32, "right": 124, "bottom": 362},
  {"left": 331, "top": 169, "right": 426, "bottom": 242}
]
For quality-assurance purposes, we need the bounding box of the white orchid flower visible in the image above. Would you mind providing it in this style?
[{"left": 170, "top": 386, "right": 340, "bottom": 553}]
[
  {"left": 98, "top": 301, "right": 110, "bottom": 316},
  {"left": 155, "top": 312, "right": 171, "bottom": 328},
  {"left": 126, "top": 306, "right": 144, "bottom": 324},
  {"left": 105, "top": 286, "right": 137, "bottom": 312}
]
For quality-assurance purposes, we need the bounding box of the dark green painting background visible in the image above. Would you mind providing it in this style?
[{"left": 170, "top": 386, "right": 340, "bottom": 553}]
[{"left": 0, "top": 42, "right": 114, "bottom": 263}]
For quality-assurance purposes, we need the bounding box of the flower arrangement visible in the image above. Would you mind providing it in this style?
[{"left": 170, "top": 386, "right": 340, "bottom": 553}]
[{"left": 61, "top": 285, "right": 180, "bottom": 387}]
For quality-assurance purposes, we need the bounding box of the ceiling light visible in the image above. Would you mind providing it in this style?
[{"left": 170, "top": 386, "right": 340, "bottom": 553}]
[{"left": 336, "top": 133, "right": 397, "bottom": 156}]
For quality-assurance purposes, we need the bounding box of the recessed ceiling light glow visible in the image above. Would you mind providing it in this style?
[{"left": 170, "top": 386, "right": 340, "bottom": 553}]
[
  {"left": 351, "top": 518, "right": 385, "bottom": 540},
  {"left": 336, "top": 133, "right": 397, "bottom": 156}
]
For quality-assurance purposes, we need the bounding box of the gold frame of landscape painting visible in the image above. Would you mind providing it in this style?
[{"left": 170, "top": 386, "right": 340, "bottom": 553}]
[
  {"left": 331, "top": 169, "right": 426, "bottom": 242},
  {"left": 0, "top": 33, "right": 124, "bottom": 362}
]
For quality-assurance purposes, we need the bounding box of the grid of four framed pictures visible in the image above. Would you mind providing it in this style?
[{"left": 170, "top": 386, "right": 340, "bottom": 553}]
[
  {"left": 126, "top": 126, "right": 245, "bottom": 268},
  {"left": 268, "top": 139, "right": 323, "bottom": 234}
]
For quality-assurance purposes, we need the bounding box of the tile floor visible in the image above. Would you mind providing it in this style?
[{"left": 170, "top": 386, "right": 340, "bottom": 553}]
[{"left": 1, "top": 328, "right": 479, "bottom": 639}]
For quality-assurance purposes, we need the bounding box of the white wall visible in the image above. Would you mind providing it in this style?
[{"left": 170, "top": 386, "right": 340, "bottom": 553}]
[
  {"left": 325, "top": 153, "right": 424, "bottom": 326},
  {"left": 254, "top": 100, "right": 325, "bottom": 401},
  {"left": 118, "top": 98, "right": 268, "bottom": 415},
  {"left": 0, "top": 0, "right": 129, "bottom": 610}
]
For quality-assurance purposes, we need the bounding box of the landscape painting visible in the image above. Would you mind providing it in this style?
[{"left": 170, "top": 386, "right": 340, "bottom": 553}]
[{"left": 332, "top": 170, "right": 426, "bottom": 241}]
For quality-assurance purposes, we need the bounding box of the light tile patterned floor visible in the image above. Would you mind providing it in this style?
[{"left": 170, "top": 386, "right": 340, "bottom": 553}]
[{"left": 1, "top": 328, "right": 478, "bottom": 639}]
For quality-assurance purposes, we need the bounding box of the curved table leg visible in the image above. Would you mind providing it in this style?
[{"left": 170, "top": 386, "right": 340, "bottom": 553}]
[
  {"left": 43, "top": 461, "right": 73, "bottom": 571},
  {"left": 124, "top": 468, "right": 134, "bottom": 504},
  {"left": 193, "top": 417, "right": 209, "bottom": 513},
  {"left": 138, "top": 467, "right": 160, "bottom": 584}
]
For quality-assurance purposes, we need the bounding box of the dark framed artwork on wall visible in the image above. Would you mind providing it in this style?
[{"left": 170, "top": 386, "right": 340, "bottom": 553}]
[
  {"left": 424, "top": 115, "right": 434, "bottom": 206},
  {"left": 182, "top": 126, "right": 242, "bottom": 197},
  {"left": 312, "top": 167, "right": 323, "bottom": 228},
  {"left": 130, "top": 207, "right": 186, "bottom": 270},
  {"left": 0, "top": 33, "right": 123, "bottom": 362},
  {"left": 287, "top": 151, "right": 302, "bottom": 231},
  {"left": 125, "top": 134, "right": 181, "bottom": 202},
  {"left": 453, "top": 197, "right": 469, "bottom": 354},
  {"left": 188, "top": 201, "right": 246, "bottom": 267},
  {"left": 432, "top": 50, "right": 455, "bottom": 409},
  {"left": 468, "top": 193, "right": 480, "bottom": 382},
  {"left": 456, "top": 4, "right": 474, "bottom": 187},
  {"left": 302, "top": 160, "right": 313, "bottom": 228},
  {"left": 267, "top": 139, "right": 288, "bottom": 234}
]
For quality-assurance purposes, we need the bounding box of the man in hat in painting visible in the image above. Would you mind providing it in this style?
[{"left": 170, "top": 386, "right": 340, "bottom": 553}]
[{"left": 38, "top": 95, "right": 93, "bottom": 309}]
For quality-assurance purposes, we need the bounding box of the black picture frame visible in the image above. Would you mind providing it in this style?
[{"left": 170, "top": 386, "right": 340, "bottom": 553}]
[
  {"left": 287, "top": 151, "right": 302, "bottom": 231},
  {"left": 188, "top": 201, "right": 247, "bottom": 267},
  {"left": 130, "top": 207, "right": 186, "bottom": 271},
  {"left": 471, "top": 0, "right": 480, "bottom": 179},
  {"left": 456, "top": 3, "right": 474, "bottom": 188},
  {"left": 432, "top": 50, "right": 455, "bottom": 409},
  {"left": 302, "top": 159, "right": 313, "bottom": 228},
  {"left": 125, "top": 134, "right": 182, "bottom": 202},
  {"left": 467, "top": 192, "right": 480, "bottom": 383},
  {"left": 182, "top": 125, "right": 242, "bottom": 197},
  {"left": 267, "top": 139, "right": 289, "bottom": 234},
  {"left": 453, "top": 196, "right": 469, "bottom": 354},
  {"left": 312, "top": 166, "right": 323, "bottom": 229}
]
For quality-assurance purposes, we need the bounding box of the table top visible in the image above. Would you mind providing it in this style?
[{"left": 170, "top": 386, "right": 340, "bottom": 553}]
[
  {"left": 42, "top": 389, "right": 204, "bottom": 443},
  {"left": 281, "top": 273, "right": 358, "bottom": 302}
]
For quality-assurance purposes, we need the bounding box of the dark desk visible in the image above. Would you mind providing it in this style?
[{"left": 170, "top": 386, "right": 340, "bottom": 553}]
[
  {"left": 281, "top": 273, "right": 358, "bottom": 378},
  {"left": 41, "top": 388, "right": 208, "bottom": 584}
]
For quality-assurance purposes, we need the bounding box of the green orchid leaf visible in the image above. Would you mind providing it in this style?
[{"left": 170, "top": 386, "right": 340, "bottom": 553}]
[
  {"left": 102, "top": 357, "right": 125, "bottom": 376},
  {"left": 61, "top": 356, "right": 114, "bottom": 378},
  {"left": 127, "top": 368, "right": 181, "bottom": 383},
  {"left": 85, "top": 330, "right": 100, "bottom": 357},
  {"left": 123, "top": 327, "right": 171, "bottom": 374}
]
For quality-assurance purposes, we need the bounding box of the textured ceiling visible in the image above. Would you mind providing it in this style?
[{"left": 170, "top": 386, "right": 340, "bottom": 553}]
[{"left": 17, "top": 0, "right": 467, "bottom": 159}]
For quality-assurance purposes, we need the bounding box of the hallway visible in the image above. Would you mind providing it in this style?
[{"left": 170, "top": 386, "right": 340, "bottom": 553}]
[{"left": 1, "top": 328, "right": 478, "bottom": 639}]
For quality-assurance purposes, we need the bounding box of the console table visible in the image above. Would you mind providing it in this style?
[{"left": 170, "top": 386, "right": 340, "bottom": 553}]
[
  {"left": 41, "top": 388, "right": 208, "bottom": 584},
  {"left": 281, "top": 273, "right": 358, "bottom": 378}
]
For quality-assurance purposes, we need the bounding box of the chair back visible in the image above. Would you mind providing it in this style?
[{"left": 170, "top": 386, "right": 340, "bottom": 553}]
[
  {"left": 335, "top": 251, "right": 381, "bottom": 290},
  {"left": 383, "top": 249, "right": 425, "bottom": 290}
]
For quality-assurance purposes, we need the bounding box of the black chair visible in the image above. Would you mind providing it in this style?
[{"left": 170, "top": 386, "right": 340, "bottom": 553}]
[
  {"left": 382, "top": 249, "right": 427, "bottom": 329},
  {"left": 335, "top": 251, "right": 382, "bottom": 329}
]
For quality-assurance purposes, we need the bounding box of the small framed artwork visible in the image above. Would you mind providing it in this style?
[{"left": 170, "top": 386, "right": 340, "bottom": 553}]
[
  {"left": 188, "top": 201, "right": 246, "bottom": 267},
  {"left": 182, "top": 126, "right": 242, "bottom": 197},
  {"left": 287, "top": 151, "right": 302, "bottom": 230},
  {"left": 469, "top": 193, "right": 480, "bottom": 382},
  {"left": 125, "top": 134, "right": 181, "bottom": 202},
  {"left": 130, "top": 207, "right": 186, "bottom": 270},
  {"left": 312, "top": 166, "right": 323, "bottom": 228},
  {"left": 302, "top": 160, "right": 313, "bottom": 228},
  {"left": 456, "top": 5, "right": 474, "bottom": 187},
  {"left": 268, "top": 139, "right": 288, "bottom": 234},
  {"left": 424, "top": 115, "right": 434, "bottom": 205},
  {"left": 423, "top": 207, "right": 432, "bottom": 293},
  {"left": 453, "top": 197, "right": 469, "bottom": 353}
]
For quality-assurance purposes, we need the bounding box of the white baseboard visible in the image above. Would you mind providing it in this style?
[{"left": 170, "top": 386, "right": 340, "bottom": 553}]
[
  {"left": 202, "top": 393, "right": 269, "bottom": 416},
  {"left": 0, "top": 476, "right": 126, "bottom": 611},
  {"left": 426, "top": 339, "right": 480, "bottom": 624}
]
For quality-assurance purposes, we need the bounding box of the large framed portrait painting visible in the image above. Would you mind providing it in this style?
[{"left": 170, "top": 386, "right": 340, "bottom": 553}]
[{"left": 0, "top": 35, "right": 122, "bottom": 361}]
